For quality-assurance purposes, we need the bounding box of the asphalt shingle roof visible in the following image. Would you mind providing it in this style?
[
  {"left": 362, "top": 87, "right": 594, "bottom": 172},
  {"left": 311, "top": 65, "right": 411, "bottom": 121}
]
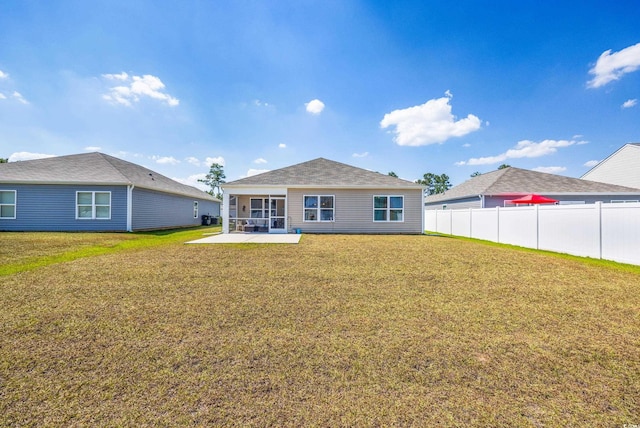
[
  {"left": 224, "top": 158, "right": 423, "bottom": 188},
  {"left": 0, "top": 152, "right": 217, "bottom": 201},
  {"left": 425, "top": 167, "right": 640, "bottom": 203}
]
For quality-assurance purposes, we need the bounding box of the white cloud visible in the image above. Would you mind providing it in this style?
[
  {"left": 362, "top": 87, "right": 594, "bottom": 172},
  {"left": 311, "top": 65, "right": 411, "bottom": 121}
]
[
  {"left": 0, "top": 93, "right": 6, "bottom": 99},
  {"left": 84, "top": 146, "right": 102, "bottom": 151},
  {"left": 246, "top": 168, "right": 270, "bottom": 177},
  {"left": 457, "top": 139, "right": 583, "bottom": 166},
  {"left": 102, "top": 73, "right": 179, "bottom": 107},
  {"left": 9, "top": 151, "right": 56, "bottom": 162},
  {"left": 462, "top": 143, "right": 471, "bottom": 148},
  {"left": 622, "top": 99, "right": 638, "bottom": 108},
  {"left": 532, "top": 166, "right": 567, "bottom": 174},
  {"left": 173, "top": 173, "right": 208, "bottom": 191},
  {"left": 352, "top": 152, "right": 369, "bottom": 158},
  {"left": 380, "top": 92, "right": 482, "bottom": 146},
  {"left": 278, "top": 143, "right": 287, "bottom": 149},
  {"left": 102, "top": 72, "right": 129, "bottom": 81},
  {"left": 0, "top": 70, "right": 8, "bottom": 79},
  {"left": 584, "top": 160, "right": 600, "bottom": 168},
  {"left": 152, "top": 155, "right": 180, "bottom": 165},
  {"left": 253, "top": 158, "right": 267, "bottom": 164},
  {"left": 185, "top": 156, "right": 201, "bottom": 166},
  {"left": 305, "top": 99, "right": 325, "bottom": 115},
  {"left": 588, "top": 42, "right": 640, "bottom": 88},
  {"left": 12, "top": 91, "right": 28, "bottom": 104},
  {"left": 205, "top": 156, "right": 225, "bottom": 166}
]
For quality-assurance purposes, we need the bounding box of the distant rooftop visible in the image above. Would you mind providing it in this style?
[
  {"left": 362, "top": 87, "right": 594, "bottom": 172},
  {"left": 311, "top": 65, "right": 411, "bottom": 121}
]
[
  {"left": 224, "top": 158, "right": 424, "bottom": 188},
  {"left": 425, "top": 166, "right": 640, "bottom": 203},
  {"left": 0, "top": 152, "right": 217, "bottom": 201}
]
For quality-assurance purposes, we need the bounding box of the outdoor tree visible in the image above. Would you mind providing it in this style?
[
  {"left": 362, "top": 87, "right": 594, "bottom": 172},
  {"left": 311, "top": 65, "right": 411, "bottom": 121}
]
[
  {"left": 470, "top": 171, "right": 482, "bottom": 177},
  {"left": 388, "top": 171, "right": 398, "bottom": 178},
  {"left": 0, "top": 158, "right": 7, "bottom": 163},
  {"left": 416, "top": 172, "right": 452, "bottom": 195},
  {"left": 198, "top": 162, "right": 226, "bottom": 199},
  {"left": 498, "top": 164, "right": 511, "bottom": 170}
]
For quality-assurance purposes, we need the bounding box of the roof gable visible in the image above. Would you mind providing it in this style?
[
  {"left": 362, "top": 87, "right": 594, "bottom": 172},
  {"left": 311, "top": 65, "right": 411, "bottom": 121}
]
[
  {"left": 224, "top": 158, "right": 423, "bottom": 189},
  {"left": 0, "top": 152, "right": 217, "bottom": 201},
  {"left": 425, "top": 166, "right": 640, "bottom": 203}
]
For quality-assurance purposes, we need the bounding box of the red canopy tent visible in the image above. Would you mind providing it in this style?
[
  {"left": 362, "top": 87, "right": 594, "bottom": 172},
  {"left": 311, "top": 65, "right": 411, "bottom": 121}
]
[{"left": 507, "top": 194, "right": 558, "bottom": 205}]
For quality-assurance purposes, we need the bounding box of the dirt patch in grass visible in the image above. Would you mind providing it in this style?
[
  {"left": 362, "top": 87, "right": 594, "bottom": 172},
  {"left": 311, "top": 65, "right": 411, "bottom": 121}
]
[{"left": 1, "top": 234, "right": 638, "bottom": 426}]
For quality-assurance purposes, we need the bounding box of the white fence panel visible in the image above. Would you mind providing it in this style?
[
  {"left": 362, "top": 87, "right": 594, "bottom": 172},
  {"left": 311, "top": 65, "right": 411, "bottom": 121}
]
[
  {"left": 498, "top": 206, "right": 538, "bottom": 248},
  {"left": 451, "top": 210, "right": 471, "bottom": 237},
  {"left": 425, "top": 203, "right": 640, "bottom": 266},
  {"left": 601, "top": 203, "right": 640, "bottom": 265},
  {"left": 537, "top": 205, "right": 600, "bottom": 258},
  {"left": 436, "top": 210, "right": 452, "bottom": 235},
  {"left": 425, "top": 210, "right": 437, "bottom": 232},
  {"left": 469, "top": 208, "right": 498, "bottom": 242}
]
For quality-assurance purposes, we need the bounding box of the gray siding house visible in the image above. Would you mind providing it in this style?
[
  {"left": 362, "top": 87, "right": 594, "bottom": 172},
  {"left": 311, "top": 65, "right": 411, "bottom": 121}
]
[
  {"left": 581, "top": 143, "right": 640, "bottom": 189},
  {"left": 222, "top": 158, "right": 425, "bottom": 234},
  {"left": 0, "top": 152, "right": 220, "bottom": 232},
  {"left": 425, "top": 166, "right": 640, "bottom": 210}
]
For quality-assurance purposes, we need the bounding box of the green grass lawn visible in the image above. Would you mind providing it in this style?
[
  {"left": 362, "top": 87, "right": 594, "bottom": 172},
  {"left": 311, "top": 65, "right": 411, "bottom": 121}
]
[{"left": 1, "top": 231, "right": 639, "bottom": 426}]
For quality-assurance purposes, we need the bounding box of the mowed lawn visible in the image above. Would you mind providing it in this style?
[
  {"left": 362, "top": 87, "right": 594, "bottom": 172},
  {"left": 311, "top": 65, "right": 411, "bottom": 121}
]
[{"left": 1, "top": 231, "right": 639, "bottom": 426}]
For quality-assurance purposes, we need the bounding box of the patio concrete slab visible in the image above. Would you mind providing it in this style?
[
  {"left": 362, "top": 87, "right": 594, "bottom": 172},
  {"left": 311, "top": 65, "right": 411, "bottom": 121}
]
[{"left": 187, "top": 233, "right": 302, "bottom": 244}]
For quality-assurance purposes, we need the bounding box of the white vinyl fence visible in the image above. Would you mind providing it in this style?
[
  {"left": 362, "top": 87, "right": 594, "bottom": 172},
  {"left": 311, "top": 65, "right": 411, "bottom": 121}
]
[{"left": 425, "top": 202, "right": 640, "bottom": 266}]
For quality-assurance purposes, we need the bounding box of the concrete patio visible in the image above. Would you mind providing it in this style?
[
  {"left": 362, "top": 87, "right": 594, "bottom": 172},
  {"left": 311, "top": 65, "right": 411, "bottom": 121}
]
[{"left": 187, "top": 233, "right": 302, "bottom": 244}]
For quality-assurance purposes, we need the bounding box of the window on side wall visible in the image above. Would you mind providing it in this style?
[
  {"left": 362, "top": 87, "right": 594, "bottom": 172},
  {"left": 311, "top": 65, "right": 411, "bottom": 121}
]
[
  {"left": 76, "top": 191, "right": 111, "bottom": 220},
  {"left": 0, "top": 190, "right": 16, "bottom": 219},
  {"left": 304, "top": 195, "right": 334, "bottom": 222},
  {"left": 374, "top": 195, "right": 404, "bottom": 222}
]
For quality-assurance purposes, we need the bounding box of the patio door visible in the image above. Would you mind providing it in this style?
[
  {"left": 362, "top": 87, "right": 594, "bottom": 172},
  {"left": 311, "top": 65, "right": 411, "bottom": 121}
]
[{"left": 269, "top": 197, "right": 286, "bottom": 233}]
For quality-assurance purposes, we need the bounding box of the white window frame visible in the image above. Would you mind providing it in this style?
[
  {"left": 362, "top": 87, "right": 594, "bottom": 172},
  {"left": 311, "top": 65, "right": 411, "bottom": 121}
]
[
  {"left": 76, "top": 191, "right": 111, "bottom": 220},
  {"left": 0, "top": 190, "right": 17, "bottom": 219},
  {"left": 193, "top": 201, "right": 199, "bottom": 218},
  {"left": 611, "top": 200, "right": 639, "bottom": 203},
  {"left": 373, "top": 195, "right": 404, "bottom": 222},
  {"left": 303, "top": 195, "right": 335, "bottom": 222},
  {"left": 250, "top": 198, "right": 269, "bottom": 218}
]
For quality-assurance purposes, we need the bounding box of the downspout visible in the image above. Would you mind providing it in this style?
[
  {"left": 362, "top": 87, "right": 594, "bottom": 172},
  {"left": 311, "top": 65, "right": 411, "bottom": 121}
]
[{"left": 127, "top": 184, "right": 134, "bottom": 232}]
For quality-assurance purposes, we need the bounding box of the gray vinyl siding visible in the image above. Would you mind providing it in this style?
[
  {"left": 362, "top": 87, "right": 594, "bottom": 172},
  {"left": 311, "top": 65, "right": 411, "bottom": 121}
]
[
  {"left": 425, "top": 196, "right": 481, "bottom": 210},
  {"left": 0, "top": 184, "right": 127, "bottom": 231},
  {"left": 131, "top": 188, "right": 220, "bottom": 231},
  {"left": 582, "top": 145, "right": 640, "bottom": 189},
  {"left": 287, "top": 188, "right": 423, "bottom": 234},
  {"left": 484, "top": 194, "right": 638, "bottom": 207}
]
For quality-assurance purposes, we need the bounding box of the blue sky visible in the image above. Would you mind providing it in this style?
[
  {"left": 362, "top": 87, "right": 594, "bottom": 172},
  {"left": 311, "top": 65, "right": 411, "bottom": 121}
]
[{"left": 1, "top": 1, "right": 639, "bottom": 189}]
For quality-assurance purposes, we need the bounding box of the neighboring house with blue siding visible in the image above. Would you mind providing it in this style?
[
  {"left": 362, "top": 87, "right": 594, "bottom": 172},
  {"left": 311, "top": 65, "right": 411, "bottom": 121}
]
[
  {"left": 424, "top": 166, "right": 640, "bottom": 210},
  {"left": 0, "top": 152, "right": 220, "bottom": 232}
]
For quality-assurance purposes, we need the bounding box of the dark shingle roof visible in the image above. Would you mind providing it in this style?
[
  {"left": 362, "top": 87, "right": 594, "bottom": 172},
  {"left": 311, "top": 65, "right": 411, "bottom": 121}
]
[
  {"left": 425, "top": 167, "right": 640, "bottom": 203},
  {"left": 224, "top": 158, "right": 424, "bottom": 189},
  {"left": 0, "top": 152, "right": 217, "bottom": 201}
]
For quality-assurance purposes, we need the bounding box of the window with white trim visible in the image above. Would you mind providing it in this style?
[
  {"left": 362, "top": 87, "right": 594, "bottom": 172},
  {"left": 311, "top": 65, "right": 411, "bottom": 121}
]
[
  {"left": 611, "top": 200, "right": 639, "bottom": 203},
  {"left": 304, "top": 195, "right": 334, "bottom": 221},
  {"left": 76, "top": 191, "right": 111, "bottom": 219},
  {"left": 374, "top": 195, "right": 404, "bottom": 222},
  {"left": 250, "top": 198, "right": 268, "bottom": 218},
  {"left": 193, "top": 201, "right": 199, "bottom": 218},
  {"left": 0, "top": 190, "right": 16, "bottom": 219}
]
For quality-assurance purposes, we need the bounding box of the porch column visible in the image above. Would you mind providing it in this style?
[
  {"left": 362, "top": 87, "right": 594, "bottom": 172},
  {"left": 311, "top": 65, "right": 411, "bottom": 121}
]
[{"left": 222, "top": 192, "right": 230, "bottom": 234}]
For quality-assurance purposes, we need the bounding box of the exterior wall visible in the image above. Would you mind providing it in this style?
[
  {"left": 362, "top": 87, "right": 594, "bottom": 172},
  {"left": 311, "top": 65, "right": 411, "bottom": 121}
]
[
  {"left": 485, "top": 194, "right": 640, "bottom": 208},
  {"left": 0, "top": 184, "right": 128, "bottom": 231},
  {"left": 425, "top": 196, "right": 481, "bottom": 210},
  {"left": 581, "top": 145, "right": 640, "bottom": 189},
  {"left": 287, "top": 188, "right": 423, "bottom": 234},
  {"left": 131, "top": 188, "right": 220, "bottom": 231}
]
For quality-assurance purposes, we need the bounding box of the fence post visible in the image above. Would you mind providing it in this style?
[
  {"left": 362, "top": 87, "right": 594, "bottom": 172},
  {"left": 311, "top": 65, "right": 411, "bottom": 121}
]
[
  {"left": 469, "top": 208, "right": 473, "bottom": 238},
  {"left": 536, "top": 204, "right": 540, "bottom": 250},
  {"left": 496, "top": 206, "right": 500, "bottom": 243},
  {"left": 597, "top": 201, "right": 602, "bottom": 260}
]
